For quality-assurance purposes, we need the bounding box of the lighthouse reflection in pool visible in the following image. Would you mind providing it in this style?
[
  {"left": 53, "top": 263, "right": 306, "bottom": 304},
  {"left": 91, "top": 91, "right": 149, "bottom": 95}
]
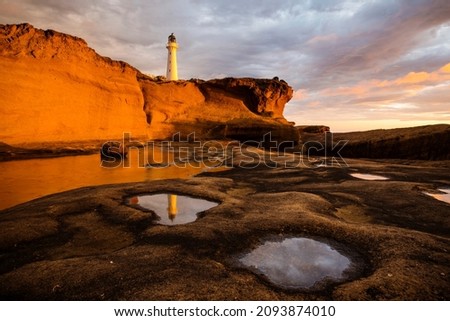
[{"left": 129, "top": 194, "right": 218, "bottom": 225}]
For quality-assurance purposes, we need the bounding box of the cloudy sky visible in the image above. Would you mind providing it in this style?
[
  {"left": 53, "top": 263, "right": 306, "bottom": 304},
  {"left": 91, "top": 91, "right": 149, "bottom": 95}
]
[{"left": 1, "top": 0, "right": 450, "bottom": 131}]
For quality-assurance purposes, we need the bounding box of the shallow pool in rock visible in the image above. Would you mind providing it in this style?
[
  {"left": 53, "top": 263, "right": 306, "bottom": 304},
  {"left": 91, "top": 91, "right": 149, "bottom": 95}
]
[
  {"left": 239, "top": 237, "right": 355, "bottom": 290},
  {"left": 424, "top": 188, "right": 450, "bottom": 205},
  {"left": 129, "top": 194, "right": 218, "bottom": 225},
  {"left": 350, "top": 173, "right": 389, "bottom": 180}
]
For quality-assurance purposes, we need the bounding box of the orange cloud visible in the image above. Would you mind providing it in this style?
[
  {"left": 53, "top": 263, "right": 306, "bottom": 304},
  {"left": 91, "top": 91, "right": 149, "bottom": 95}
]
[
  {"left": 290, "top": 62, "right": 450, "bottom": 128},
  {"left": 306, "top": 34, "right": 338, "bottom": 46},
  {"left": 306, "top": 100, "right": 321, "bottom": 108},
  {"left": 321, "top": 82, "right": 377, "bottom": 96},
  {"left": 395, "top": 71, "right": 430, "bottom": 85},
  {"left": 335, "top": 62, "right": 450, "bottom": 97},
  {"left": 439, "top": 62, "right": 450, "bottom": 73},
  {"left": 292, "top": 89, "right": 307, "bottom": 100},
  {"left": 390, "top": 62, "right": 450, "bottom": 86}
]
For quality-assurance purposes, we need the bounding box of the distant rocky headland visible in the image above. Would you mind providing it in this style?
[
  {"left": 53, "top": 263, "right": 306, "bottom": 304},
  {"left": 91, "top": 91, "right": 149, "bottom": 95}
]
[
  {"left": 298, "top": 124, "right": 450, "bottom": 161},
  {"left": 0, "top": 23, "right": 297, "bottom": 147}
]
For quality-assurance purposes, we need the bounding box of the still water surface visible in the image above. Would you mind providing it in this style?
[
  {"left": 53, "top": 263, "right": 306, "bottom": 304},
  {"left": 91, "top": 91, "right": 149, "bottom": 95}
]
[
  {"left": 129, "top": 194, "right": 219, "bottom": 225},
  {"left": 425, "top": 188, "right": 450, "bottom": 205},
  {"left": 239, "top": 237, "right": 351, "bottom": 289},
  {"left": 350, "top": 173, "right": 389, "bottom": 180},
  {"left": 0, "top": 148, "right": 219, "bottom": 210}
]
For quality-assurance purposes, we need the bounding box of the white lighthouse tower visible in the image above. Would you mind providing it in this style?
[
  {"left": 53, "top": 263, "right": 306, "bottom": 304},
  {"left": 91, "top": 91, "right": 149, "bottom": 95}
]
[{"left": 166, "top": 33, "right": 178, "bottom": 80}]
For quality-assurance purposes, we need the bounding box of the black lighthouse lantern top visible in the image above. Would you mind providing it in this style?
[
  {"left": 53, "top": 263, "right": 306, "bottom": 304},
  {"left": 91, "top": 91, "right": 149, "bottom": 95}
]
[{"left": 168, "top": 33, "right": 176, "bottom": 43}]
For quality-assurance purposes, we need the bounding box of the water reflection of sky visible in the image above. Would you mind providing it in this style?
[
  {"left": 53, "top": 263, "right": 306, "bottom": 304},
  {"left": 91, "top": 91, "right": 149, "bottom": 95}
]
[
  {"left": 350, "top": 173, "right": 389, "bottom": 180},
  {"left": 0, "top": 148, "right": 222, "bottom": 210},
  {"left": 239, "top": 237, "right": 351, "bottom": 289},
  {"left": 131, "top": 194, "right": 218, "bottom": 225},
  {"left": 425, "top": 188, "right": 450, "bottom": 205}
]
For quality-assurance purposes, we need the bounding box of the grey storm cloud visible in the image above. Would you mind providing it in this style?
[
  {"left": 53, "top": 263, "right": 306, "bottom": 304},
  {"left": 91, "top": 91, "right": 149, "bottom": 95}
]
[
  {"left": 297, "top": 0, "right": 450, "bottom": 88},
  {"left": 2, "top": 0, "right": 449, "bottom": 84},
  {"left": 1, "top": 0, "right": 449, "bottom": 130}
]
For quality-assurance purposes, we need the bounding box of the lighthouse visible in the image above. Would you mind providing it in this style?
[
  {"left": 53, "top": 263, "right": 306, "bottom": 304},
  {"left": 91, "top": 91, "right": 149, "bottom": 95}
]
[
  {"left": 166, "top": 33, "right": 178, "bottom": 80},
  {"left": 167, "top": 194, "right": 178, "bottom": 221}
]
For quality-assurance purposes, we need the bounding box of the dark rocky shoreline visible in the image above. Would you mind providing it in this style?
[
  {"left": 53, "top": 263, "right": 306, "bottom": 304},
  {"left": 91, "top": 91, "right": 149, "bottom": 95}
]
[
  {"left": 0, "top": 141, "right": 100, "bottom": 162},
  {"left": 299, "top": 124, "right": 450, "bottom": 161},
  {"left": 0, "top": 154, "right": 449, "bottom": 300}
]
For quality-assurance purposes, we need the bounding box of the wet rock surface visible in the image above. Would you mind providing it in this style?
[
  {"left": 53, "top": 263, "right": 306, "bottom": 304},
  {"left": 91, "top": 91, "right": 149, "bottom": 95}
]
[{"left": 0, "top": 156, "right": 449, "bottom": 300}]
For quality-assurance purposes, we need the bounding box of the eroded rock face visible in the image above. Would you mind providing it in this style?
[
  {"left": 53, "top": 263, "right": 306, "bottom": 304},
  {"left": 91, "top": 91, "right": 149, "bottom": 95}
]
[
  {"left": 139, "top": 76, "right": 298, "bottom": 143},
  {"left": 202, "top": 77, "right": 293, "bottom": 118},
  {"left": 0, "top": 23, "right": 297, "bottom": 146},
  {"left": 0, "top": 23, "right": 148, "bottom": 144}
]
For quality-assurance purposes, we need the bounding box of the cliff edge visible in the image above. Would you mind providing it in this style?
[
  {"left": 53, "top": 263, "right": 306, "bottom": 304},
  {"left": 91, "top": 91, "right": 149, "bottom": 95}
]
[
  {"left": 139, "top": 76, "right": 297, "bottom": 143},
  {"left": 0, "top": 23, "right": 147, "bottom": 145},
  {"left": 0, "top": 23, "right": 297, "bottom": 147}
]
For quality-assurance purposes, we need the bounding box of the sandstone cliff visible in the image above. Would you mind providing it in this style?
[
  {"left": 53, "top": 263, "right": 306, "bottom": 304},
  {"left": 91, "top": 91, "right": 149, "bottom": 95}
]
[
  {"left": 0, "top": 23, "right": 147, "bottom": 145},
  {"left": 139, "top": 76, "right": 298, "bottom": 144},
  {"left": 0, "top": 23, "right": 297, "bottom": 147}
]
